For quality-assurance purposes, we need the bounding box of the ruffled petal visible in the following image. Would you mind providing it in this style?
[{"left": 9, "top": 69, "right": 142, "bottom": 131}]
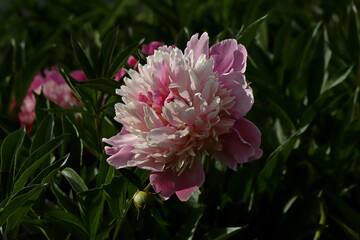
[
  {"left": 150, "top": 159, "right": 205, "bottom": 201},
  {"left": 210, "top": 40, "right": 247, "bottom": 75},
  {"left": 219, "top": 71, "right": 254, "bottom": 118},
  {"left": 102, "top": 130, "right": 138, "bottom": 169},
  {"left": 212, "top": 118, "right": 262, "bottom": 170},
  {"left": 184, "top": 33, "right": 209, "bottom": 64}
]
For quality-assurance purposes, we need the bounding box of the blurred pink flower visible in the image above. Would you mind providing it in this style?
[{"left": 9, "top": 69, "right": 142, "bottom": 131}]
[
  {"left": 114, "top": 42, "right": 164, "bottom": 81},
  {"left": 142, "top": 41, "right": 164, "bottom": 55},
  {"left": 103, "top": 33, "right": 262, "bottom": 201},
  {"left": 16, "top": 66, "right": 86, "bottom": 129}
]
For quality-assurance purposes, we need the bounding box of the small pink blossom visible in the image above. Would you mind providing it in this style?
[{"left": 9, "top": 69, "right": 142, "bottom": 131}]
[
  {"left": 16, "top": 66, "right": 86, "bottom": 128},
  {"left": 114, "top": 42, "right": 164, "bottom": 81},
  {"left": 103, "top": 33, "right": 262, "bottom": 201},
  {"left": 142, "top": 41, "right": 164, "bottom": 55}
]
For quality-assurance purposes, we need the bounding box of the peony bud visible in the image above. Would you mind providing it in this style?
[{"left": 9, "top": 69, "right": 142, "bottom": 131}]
[{"left": 133, "top": 190, "right": 154, "bottom": 209}]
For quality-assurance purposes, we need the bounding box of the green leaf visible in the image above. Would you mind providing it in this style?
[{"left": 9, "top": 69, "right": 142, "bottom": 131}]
[
  {"left": 34, "top": 90, "right": 51, "bottom": 127},
  {"left": 328, "top": 193, "right": 360, "bottom": 232},
  {"left": 98, "top": 1, "right": 130, "bottom": 36},
  {"left": 13, "top": 45, "right": 56, "bottom": 113},
  {"left": 321, "top": 65, "right": 353, "bottom": 94},
  {"left": 107, "top": 38, "right": 144, "bottom": 79},
  {"left": 0, "top": 127, "right": 26, "bottom": 198},
  {"left": 98, "top": 28, "right": 118, "bottom": 77},
  {"left": 79, "top": 189, "right": 105, "bottom": 237},
  {"left": 50, "top": 182, "right": 78, "bottom": 214},
  {"left": 30, "top": 114, "right": 54, "bottom": 153},
  {"left": 236, "top": 15, "right": 268, "bottom": 47},
  {"left": 61, "top": 167, "right": 88, "bottom": 193},
  {"left": 347, "top": 1, "right": 360, "bottom": 61},
  {"left": 14, "top": 135, "right": 65, "bottom": 189},
  {"left": 12, "top": 135, "right": 65, "bottom": 193},
  {"left": 6, "top": 185, "right": 46, "bottom": 231},
  {"left": 76, "top": 78, "right": 120, "bottom": 95},
  {"left": 71, "top": 36, "right": 95, "bottom": 79},
  {"left": 97, "top": 153, "right": 110, "bottom": 187},
  {"left": 175, "top": 27, "right": 190, "bottom": 51},
  {"left": 60, "top": 115, "right": 83, "bottom": 171},
  {"left": 150, "top": 205, "right": 169, "bottom": 226},
  {"left": 202, "top": 226, "right": 246, "bottom": 240},
  {"left": 118, "top": 168, "right": 143, "bottom": 189},
  {"left": 30, "top": 153, "right": 69, "bottom": 185},
  {"left": 0, "top": 183, "right": 47, "bottom": 228},
  {"left": 46, "top": 209, "right": 88, "bottom": 237},
  {"left": 0, "top": 115, "right": 19, "bottom": 135},
  {"left": 333, "top": 216, "right": 360, "bottom": 240},
  {"left": 175, "top": 206, "right": 205, "bottom": 240},
  {"left": 103, "top": 177, "right": 126, "bottom": 219},
  {"left": 258, "top": 125, "right": 308, "bottom": 193}
]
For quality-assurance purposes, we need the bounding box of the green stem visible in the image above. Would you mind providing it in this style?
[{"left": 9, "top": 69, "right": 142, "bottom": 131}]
[
  {"left": 144, "top": 182, "right": 152, "bottom": 191},
  {"left": 112, "top": 199, "right": 132, "bottom": 240},
  {"left": 313, "top": 201, "right": 326, "bottom": 240},
  {"left": 112, "top": 182, "right": 152, "bottom": 239}
]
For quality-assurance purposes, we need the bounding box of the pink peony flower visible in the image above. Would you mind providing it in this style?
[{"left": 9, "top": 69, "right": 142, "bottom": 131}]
[
  {"left": 103, "top": 33, "right": 262, "bottom": 201},
  {"left": 16, "top": 66, "right": 86, "bottom": 128},
  {"left": 114, "top": 42, "right": 164, "bottom": 81}
]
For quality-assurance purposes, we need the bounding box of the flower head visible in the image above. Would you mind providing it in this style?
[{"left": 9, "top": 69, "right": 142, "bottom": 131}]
[
  {"left": 103, "top": 33, "right": 262, "bottom": 201},
  {"left": 16, "top": 66, "right": 86, "bottom": 128}
]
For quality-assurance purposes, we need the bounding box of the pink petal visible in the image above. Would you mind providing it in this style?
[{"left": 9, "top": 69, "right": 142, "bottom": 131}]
[
  {"left": 210, "top": 40, "right": 247, "bottom": 75},
  {"left": 105, "top": 145, "right": 135, "bottom": 169},
  {"left": 219, "top": 71, "right": 254, "bottom": 118},
  {"left": 235, "top": 118, "right": 263, "bottom": 161},
  {"left": 127, "top": 56, "right": 138, "bottom": 67},
  {"left": 71, "top": 70, "right": 87, "bottom": 82},
  {"left": 44, "top": 66, "right": 65, "bottom": 85},
  {"left": 184, "top": 33, "right": 209, "bottom": 64},
  {"left": 115, "top": 69, "right": 126, "bottom": 81},
  {"left": 102, "top": 130, "right": 138, "bottom": 169},
  {"left": 142, "top": 41, "right": 164, "bottom": 55},
  {"left": 212, "top": 118, "right": 262, "bottom": 170},
  {"left": 150, "top": 159, "right": 205, "bottom": 201}
]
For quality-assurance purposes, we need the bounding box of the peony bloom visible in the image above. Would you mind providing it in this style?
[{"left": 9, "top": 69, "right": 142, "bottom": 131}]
[
  {"left": 16, "top": 66, "right": 86, "bottom": 128},
  {"left": 103, "top": 33, "right": 262, "bottom": 201},
  {"left": 115, "top": 42, "right": 164, "bottom": 81}
]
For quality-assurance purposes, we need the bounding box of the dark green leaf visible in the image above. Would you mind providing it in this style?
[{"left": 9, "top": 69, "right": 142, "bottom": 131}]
[
  {"left": 46, "top": 209, "right": 88, "bottom": 237},
  {"left": 30, "top": 114, "right": 54, "bottom": 153},
  {"left": 118, "top": 168, "right": 143, "bottom": 189},
  {"left": 71, "top": 36, "right": 95, "bottom": 79},
  {"left": 30, "top": 153, "right": 69, "bottom": 185},
  {"left": 258, "top": 125, "right": 308, "bottom": 193},
  {"left": 0, "top": 115, "right": 19, "bottom": 135},
  {"left": 236, "top": 15, "right": 268, "bottom": 47},
  {"left": 0, "top": 127, "right": 26, "bottom": 198},
  {"left": 0, "top": 183, "right": 47, "bottom": 227},
  {"left": 13, "top": 45, "right": 56, "bottom": 113},
  {"left": 107, "top": 38, "right": 144, "bottom": 79},
  {"left": 175, "top": 206, "right": 205, "bottom": 240},
  {"left": 12, "top": 135, "right": 65, "bottom": 193},
  {"left": 98, "top": 28, "right": 118, "bottom": 77},
  {"left": 202, "top": 226, "right": 246, "bottom": 240},
  {"left": 61, "top": 167, "right": 88, "bottom": 193},
  {"left": 15, "top": 135, "right": 65, "bottom": 184},
  {"left": 76, "top": 78, "right": 120, "bottom": 95}
]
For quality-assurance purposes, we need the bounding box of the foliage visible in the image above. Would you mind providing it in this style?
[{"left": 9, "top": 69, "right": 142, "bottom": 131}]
[{"left": 0, "top": 0, "right": 360, "bottom": 239}]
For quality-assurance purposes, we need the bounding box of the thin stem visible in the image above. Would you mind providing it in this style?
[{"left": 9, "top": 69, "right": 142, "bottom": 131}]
[
  {"left": 144, "top": 182, "right": 152, "bottom": 191},
  {"left": 313, "top": 201, "right": 326, "bottom": 240},
  {"left": 112, "top": 199, "right": 132, "bottom": 240}
]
